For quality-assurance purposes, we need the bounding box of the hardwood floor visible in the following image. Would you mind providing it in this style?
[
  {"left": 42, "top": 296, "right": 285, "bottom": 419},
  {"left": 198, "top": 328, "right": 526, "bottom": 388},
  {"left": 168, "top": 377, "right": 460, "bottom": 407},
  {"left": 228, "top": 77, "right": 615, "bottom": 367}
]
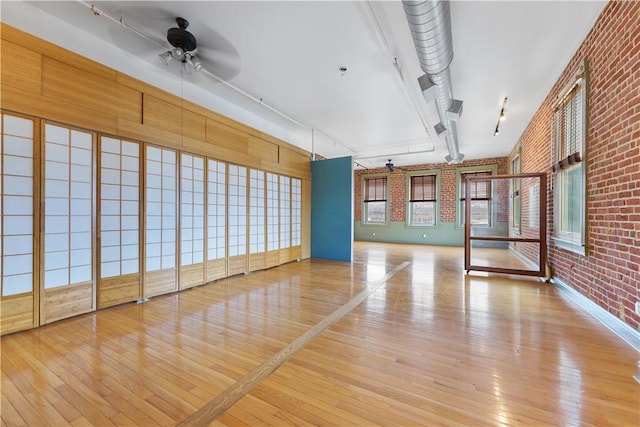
[{"left": 2, "top": 242, "right": 638, "bottom": 426}]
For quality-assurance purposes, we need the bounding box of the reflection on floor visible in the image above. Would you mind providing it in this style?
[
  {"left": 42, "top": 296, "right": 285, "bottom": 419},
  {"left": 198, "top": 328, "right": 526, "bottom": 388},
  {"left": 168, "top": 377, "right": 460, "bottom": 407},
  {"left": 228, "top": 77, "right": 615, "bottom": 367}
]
[{"left": 1, "top": 241, "right": 638, "bottom": 426}]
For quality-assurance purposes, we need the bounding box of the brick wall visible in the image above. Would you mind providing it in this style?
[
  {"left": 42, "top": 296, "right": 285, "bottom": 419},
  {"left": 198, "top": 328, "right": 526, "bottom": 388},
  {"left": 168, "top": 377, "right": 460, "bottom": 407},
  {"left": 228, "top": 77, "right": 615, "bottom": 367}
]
[
  {"left": 509, "top": 0, "right": 640, "bottom": 330},
  {"left": 354, "top": 157, "right": 507, "bottom": 222}
]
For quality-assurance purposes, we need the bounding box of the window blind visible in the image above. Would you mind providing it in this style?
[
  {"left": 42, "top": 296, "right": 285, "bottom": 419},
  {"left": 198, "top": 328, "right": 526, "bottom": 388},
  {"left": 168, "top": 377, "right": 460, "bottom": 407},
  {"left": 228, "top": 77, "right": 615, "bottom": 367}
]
[
  {"left": 461, "top": 171, "right": 491, "bottom": 200},
  {"left": 364, "top": 177, "right": 386, "bottom": 202},
  {"left": 410, "top": 175, "right": 436, "bottom": 202}
]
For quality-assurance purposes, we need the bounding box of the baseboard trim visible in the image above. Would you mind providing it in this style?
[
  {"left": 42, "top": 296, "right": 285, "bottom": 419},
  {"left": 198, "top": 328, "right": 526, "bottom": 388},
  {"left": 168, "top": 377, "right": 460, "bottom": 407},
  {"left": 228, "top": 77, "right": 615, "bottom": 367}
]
[{"left": 552, "top": 277, "right": 640, "bottom": 352}]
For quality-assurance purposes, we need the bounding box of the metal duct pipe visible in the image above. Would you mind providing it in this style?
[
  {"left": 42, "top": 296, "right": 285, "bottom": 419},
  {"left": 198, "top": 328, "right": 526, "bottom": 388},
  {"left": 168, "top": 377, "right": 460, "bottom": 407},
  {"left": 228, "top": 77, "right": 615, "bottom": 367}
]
[{"left": 402, "top": 0, "right": 464, "bottom": 163}]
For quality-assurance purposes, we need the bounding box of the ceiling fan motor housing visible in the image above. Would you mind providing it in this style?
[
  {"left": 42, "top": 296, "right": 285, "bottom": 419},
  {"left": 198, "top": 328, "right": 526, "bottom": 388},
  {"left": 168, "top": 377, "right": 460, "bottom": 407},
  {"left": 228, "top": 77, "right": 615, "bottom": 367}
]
[{"left": 167, "top": 17, "right": 197, "bottom": 52}]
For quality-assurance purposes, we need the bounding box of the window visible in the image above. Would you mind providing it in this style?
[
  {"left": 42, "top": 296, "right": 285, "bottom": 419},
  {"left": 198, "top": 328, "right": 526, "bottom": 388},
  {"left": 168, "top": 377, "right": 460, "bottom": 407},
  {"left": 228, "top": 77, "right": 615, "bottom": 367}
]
[
  {"left": 408, "top": 174, "right": 437, "bottom": 226},
  {"left": 100, "top": 137, "right": 139, "bottom": 278},
  {"left": 44, "top": 124, "right": 94, "bottom": 288},
  {"left": 363, "top": 176, "right": 387, "bottom": 224},
  {"left": 180, "top": 154, "right": 205, "bottom": 267},
  {"left": 145, "top": 146, "right": 177, "bottom": 272},
  {"left": 279, "top": 176, "right": 291, "bottom": 249},
  {"left": 266, "top": 173, "right": 279, "bottom": 251},
  {"left": 511, "top": 155, "right": 521, "bottom": 232},
  {"left": 552, "top": 61, "right": 587, "bottom": 254},
  {"left": 249, "top": 169, "right": 265, "bottom": 254},
  {"left": 291, "top": 178, "right": 301, "bottom": 246},
  {"left": 207, "top": 159, "right": 226, "bottom": 261},
  {"left": 1, "top": 114, "right": 34, "bottom": 296},
  {"left": 460, "top": 171, "right": 492, "bottom": 226},
  {"left": 228, "top": 165, "right": 247, "bottom": 257}
]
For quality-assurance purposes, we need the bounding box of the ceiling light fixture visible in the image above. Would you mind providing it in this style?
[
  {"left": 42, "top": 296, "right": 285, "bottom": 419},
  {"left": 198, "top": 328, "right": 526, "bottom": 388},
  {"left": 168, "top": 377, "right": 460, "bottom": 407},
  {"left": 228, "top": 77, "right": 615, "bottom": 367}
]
[
  {"left": 158, "top": 18, "right": 202, "bottom": 74},
  {"left": 494, "top": 97, "right": 508, "bottom": 136}
]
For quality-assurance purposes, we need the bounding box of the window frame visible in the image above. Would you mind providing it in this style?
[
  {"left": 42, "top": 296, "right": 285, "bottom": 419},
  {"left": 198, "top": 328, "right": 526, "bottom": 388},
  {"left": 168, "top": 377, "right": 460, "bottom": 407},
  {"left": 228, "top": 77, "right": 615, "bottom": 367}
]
[
  {"left": 552, "top": 60, "right": 588, "bottom": 255},
  {"left": 406, "top": 170, "right": 440, "bottom": 227},
  {"left": 456, "top": 165, "right": 498, "bottom": 228},
  {"left": 362, "top": 173, "right": 389, "bottom": 225}
]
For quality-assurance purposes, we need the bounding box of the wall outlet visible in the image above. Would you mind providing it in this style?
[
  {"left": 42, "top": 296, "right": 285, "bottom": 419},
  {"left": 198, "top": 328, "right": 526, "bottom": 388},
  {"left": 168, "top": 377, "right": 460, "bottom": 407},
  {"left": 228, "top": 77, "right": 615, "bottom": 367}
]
[{"left": 635, "top": 301, "right": 640, "bottom": 316}]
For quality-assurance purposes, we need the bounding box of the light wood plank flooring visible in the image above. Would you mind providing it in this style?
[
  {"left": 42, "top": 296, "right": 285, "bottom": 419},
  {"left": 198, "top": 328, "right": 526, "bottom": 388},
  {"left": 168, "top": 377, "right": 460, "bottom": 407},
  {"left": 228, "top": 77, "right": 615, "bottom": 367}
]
[{"left": 2, "top": 242, "right": 638, "bottom": 426}]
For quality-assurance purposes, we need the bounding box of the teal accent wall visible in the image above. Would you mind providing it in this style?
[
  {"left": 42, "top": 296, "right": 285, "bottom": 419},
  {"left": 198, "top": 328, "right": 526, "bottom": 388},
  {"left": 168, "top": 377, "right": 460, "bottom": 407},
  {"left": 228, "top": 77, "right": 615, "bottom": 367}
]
[
  {"left": 311, "top": 157, "right": 354, "bottom": 261},
  {"left": 354, "top": 221, "right": 464, "bottom": 246}
]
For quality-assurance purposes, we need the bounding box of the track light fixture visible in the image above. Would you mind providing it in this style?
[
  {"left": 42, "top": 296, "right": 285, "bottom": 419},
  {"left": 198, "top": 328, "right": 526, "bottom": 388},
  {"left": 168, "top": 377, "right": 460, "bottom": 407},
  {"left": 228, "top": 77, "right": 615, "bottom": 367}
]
[{"left": 494, "top": 97, "right": 508, "bottom": 136}]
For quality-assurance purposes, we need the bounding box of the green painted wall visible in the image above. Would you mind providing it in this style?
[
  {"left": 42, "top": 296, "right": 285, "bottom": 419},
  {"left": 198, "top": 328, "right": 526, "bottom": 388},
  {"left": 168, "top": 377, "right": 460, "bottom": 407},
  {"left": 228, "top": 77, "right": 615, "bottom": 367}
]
[{"left": 354, "top": 221, "right": 464, "bottom": 246}]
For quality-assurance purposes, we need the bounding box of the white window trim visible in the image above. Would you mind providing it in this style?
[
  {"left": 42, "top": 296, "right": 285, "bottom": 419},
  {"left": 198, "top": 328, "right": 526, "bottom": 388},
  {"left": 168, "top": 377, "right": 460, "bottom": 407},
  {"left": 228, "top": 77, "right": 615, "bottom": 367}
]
[{"left": 552, "top": 60, "right": 588, "bottom": 256}]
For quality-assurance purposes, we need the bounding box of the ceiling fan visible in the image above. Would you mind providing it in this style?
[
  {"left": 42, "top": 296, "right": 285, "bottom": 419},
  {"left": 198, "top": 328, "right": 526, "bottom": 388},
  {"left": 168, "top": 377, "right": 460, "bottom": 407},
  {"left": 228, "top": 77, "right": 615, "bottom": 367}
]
[
  {"left": 159, "top": 17, "right": 203, "bottom": 74},
  {"left": 66, "top": 3, "right": 242, "bottom": 81},
  {"left": 385, "top": 159, "right": 407, "bottom": 172}
]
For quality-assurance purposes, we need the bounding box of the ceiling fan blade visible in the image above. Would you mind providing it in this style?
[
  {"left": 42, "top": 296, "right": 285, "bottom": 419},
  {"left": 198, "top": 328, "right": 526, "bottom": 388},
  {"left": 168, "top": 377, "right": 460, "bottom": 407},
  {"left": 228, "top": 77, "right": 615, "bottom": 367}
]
[{"left": 193, "top": 34, "right": 241, "bottom": 81}]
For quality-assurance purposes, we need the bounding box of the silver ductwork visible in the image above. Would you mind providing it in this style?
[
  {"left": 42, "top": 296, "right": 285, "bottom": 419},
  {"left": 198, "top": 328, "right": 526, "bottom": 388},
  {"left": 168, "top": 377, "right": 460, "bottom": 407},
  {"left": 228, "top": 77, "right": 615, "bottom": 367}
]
[{"left": 402, "top": 0, "right": 464, "bottom": 163}]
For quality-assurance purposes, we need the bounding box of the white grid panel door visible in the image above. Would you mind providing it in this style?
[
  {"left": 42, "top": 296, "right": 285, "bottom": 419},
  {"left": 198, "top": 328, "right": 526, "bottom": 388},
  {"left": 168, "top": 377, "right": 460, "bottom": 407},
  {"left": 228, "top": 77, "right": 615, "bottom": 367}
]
[
  {"left": 100, "top": 137, "right": 139, "bottom": 278},
  {"left": 1, "top": 114, "right": 34, "bottom": 296},
  {"left": 145, "top": 146, "right": 177, "bottom": 272},
  {"left": 207, "top": 159, "right": 226, "bottom": 261},
  {"left": 180, "top": 153, "right": 205, "bottom": 267},
  {"left": 44, "top": 124, "right": 93, "bottom": 289},
  {"left": 228, "top": 165, "right": 247, "bottom": 257},
  {"left": 249, "top": 169, "right": 266, "bottom": 254},
  {"left": 279, "top": 175, "right": 291, "bottom": 249},
  {"left": 266, "top": 173, "right": 279, "bottom": 252},
  {"left": 292, "top": 178, "right": 301, "bottom": 246}
]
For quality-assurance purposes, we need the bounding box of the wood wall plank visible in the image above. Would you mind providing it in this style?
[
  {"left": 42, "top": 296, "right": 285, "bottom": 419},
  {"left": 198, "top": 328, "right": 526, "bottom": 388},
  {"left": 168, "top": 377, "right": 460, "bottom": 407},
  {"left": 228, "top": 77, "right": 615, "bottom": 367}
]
[
  {"left": 142, "top": 95, "right": 183, "bottom": 136},
  {"left": 3, "top": 85, "right": 118, "bottom": 134},
  {"left": 279, "top": 147, "right": 311, "bottom": 180},
  {"left": 228, "top": 255, "right": 248, "bottom": 276},
  {"left": 42, "top": 282, "right": 94, "bottom": 325},
  {"left": 145, "top": 269, "right": 178, "bottom": 298},
  {"left": 249, "top": 253, "right": 266, "bottom": 272},
  {"left": 1, "top": 24, "right": 116, "bottom": 81},
  {"left": 206, "top": 119, "right": 249, "bottom": 153},
  {"left": 42, "top": 57, "right": 142, "bottom": 124},
  {"left": 0, "top": 40, "right": 42, "bottom": 94},
  {"left": 180, "top": 264, "right": 205, "bottom": 290},
  {"left": 0, "top": 294, "right": 35, "bottom": 335},
  {"left": 98, "top": 274, "right": 140, "bottom": 309},
  {"left": 206, "top": 259, "right": 227, "bottom": 283},
  {"left": 117, "top": 118, "right": 181, "bottom": 149},
  {"left": 266, "top": 250, "right": 280, "bottom": 268},
  {"left": 248, "top": 137, "right": 278, "bottom": 164},
  {"left": 279, "top": 248, "right": 292, "bottom": 265},
  {"left": 291, "top": 246, "right": 302, "bottom": 261}
]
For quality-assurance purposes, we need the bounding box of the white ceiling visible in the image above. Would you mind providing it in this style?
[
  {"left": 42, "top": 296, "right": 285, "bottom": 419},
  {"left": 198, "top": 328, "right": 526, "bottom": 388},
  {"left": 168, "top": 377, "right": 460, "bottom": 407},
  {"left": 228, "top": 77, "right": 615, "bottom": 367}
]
[{"left": 2, "top": 1, "right": 605, "bottom": 169}]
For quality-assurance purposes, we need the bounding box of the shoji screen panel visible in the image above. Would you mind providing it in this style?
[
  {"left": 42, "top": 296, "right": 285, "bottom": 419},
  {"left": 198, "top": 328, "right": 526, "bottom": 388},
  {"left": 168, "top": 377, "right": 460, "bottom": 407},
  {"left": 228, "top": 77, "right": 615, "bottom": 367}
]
[
  {"left": 98, "top": 137, "right": 140, "bottom": 308},
  {"left": 249, "top": 169, "right": 266, "bottom": 271},
  {"left": 42, "top": 123, "right": 95, "bottom": 324},
  {"left": 279, "top": 175, "right": 292, "bottom": 263},
  {"left": 1, "top": 113, "right": 37, "bottom": 334},
  {"left": 291, "top": 177, "right": 302, "bottom": 260},
  {"left": 145, "top": 146, "right": 177, "bottom": 297},
  {"left": 180, "top": 153, "right": 205, "bottom": 290},
  {"left": 266, "top": 172, "right": 279, "bottom": 267},
  {"left": 227, "top": 164, "right": 247, "bottom": 276},
  {"left": 206, "top": 159, "right": 227, "bottom": 281}
]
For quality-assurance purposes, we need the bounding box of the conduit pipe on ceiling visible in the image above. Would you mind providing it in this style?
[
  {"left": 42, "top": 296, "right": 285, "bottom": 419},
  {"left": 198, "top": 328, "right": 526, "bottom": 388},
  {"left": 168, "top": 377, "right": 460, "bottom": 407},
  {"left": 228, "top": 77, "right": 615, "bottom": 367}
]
[{"left": 402, "top": 0, "right": 464, "bottom": 164}]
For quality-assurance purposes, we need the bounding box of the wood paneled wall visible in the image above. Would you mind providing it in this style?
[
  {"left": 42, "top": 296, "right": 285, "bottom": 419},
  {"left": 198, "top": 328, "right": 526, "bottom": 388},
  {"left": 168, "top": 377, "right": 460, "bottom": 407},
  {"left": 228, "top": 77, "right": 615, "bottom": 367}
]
[
  {"left": 0, "top": 24, "right": 312, "bottom": 335},
  {"left": 0, "top": 24, "right": 311, "bottom": 180}
]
